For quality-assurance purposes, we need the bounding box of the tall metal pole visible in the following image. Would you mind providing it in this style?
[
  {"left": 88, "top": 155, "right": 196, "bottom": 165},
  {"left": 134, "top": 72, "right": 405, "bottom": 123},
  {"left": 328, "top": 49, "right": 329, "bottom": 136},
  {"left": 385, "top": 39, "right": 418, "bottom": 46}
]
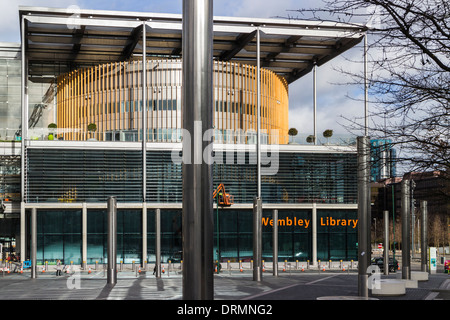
[
  {"left": 256, "top": 27, "right": 261, "bottom": 198},
  {"left": 313, "top": 64, "right": 317, "bottom": 145},
  {"left": 155, "top": 208, "right": 161, "bottom": 278},
  {"left": 364, "top": 35, "right": 369, "bottom": 136},
  {"left": 273, "top": 210, "right": 278, "bottom": 277},
  {"left": 31, "top": 208, "right": 37, "bottom": 279},
  {"left": 182, "top": 0, "right": 214, "bottom": 300},
  {"left": 420, "top": 201, "right": 428, "bottom": 272},
  {"left": 107, "top": 197, "right": 117, "bottom": 285},
  {"left": 357, "top": 136, "right": 370, "bottom": 297},
  {"left": 401, "top": 179, "right": 411, "bottom": 280},
  {"left": 20, "top": 16, "right": 28, "bottom": 263},
  {"left": 383, "top": 210, "right": 389, "bottom": 275},
  {"left": 252, "top": 26, "right": 263, "bottom": 283},
  {"left": 253, "top": 197, "right": 262, "bottom": 281},
  {"left": 142, "top": 22, "right": 147, "bottom": 203}
]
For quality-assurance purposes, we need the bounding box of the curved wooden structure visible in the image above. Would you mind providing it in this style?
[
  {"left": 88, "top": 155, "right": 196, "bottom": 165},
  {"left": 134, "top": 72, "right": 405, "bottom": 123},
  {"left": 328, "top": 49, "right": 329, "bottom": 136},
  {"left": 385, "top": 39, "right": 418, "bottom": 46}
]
[{"left": 56, "top": 59, "right": 289, "bottom": 144}]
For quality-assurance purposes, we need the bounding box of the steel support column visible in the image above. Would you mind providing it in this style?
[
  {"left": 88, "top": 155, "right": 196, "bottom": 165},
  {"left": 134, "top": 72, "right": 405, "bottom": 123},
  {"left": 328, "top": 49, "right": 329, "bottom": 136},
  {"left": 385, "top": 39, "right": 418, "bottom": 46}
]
[
  {"left": 420, "top": 201, "right": 428, "bottom": 272},
  {"left": 107, "top": 197, "right": 117, "bottom": 285},
  {"left": 20, "top": 16, "right": 28, "bottom": 263},
  {"left": 357, "top": 136, "right": 371, "bottom": 297},
  {"left": 253, "top": 197, "right": 262, "bottom": 281},
  {"left": 313, "top": 64, "right": 317, "bottom": 145},
  {"left": 272, "top": 209, "right": 278, "bottom": 277},
  {"left": 142, "top": 22, "right": 147, "bottom": 203},
  {"left": 401, "top": 179, "right": 411, "bottom": 280},
  {"left": 383, "top": 210, "right": 389, "bottom": 275},
  {"left": 142, "top": 202, "right": 147, "bottom": 270},
  {"left": 182, "top": 0, "right": 214, "bottom": 300},
  {"left": 82, "top": 203, "right": 87, "bottom": 270},
  {"left": 31, "top": 208, "right": 37, "bottom": 279},
  {"left": 155, "top": 208, "right": 161, "bottom": 278}
]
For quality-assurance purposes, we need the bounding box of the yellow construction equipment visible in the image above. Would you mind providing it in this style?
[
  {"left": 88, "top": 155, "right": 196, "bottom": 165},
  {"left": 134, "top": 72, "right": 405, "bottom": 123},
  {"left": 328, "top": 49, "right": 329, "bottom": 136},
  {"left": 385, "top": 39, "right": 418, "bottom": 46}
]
[{"left": 213, "top": 184, "right": 234, "bottom": 207}]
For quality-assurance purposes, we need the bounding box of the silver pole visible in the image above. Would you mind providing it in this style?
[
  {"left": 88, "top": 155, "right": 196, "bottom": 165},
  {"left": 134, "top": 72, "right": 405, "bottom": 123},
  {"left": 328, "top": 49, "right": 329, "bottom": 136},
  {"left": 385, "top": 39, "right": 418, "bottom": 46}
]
[
  {"left": 142, "top": 22, "right": 147, "bottom": 203},
  {"left": 312, "top": 203, "right": 317, "bottom": 266},
  {"left": 155, "top": 208, "right": 161, "bottom": 278},
  {"left": 364, "top": 35, "right": 369, "bottom": 136},
  {"left": 20, "top": 16, "right": 28, "bottom": 263},
  {"left": 401, "top": 179, "right": 411, "bottom": 280},
  {"left": 182, "top": 0, "right": 214, "bottom": 300},
  {"left": 357, "top": 136, "right": 370, "bottom": 297},
  {"left": 313, "top": 64, "right": 317, "bottom": 145},
  {"left": 107, "top": 197, "right": 117, "bottom": 285},
  {"left": 142, "top": 203, "right": 147, "bottom": 270},
  {"left": 253, "top": 197, "right": 262, "bottom": 281},
  {"left": 273, "top": 209, "right": 278, "bottom": 277},
  {"left": 82, "top": 203, "right": 87, "bottom": 270},
  {"left": 31, "top": 208, "right": 37, "bottom": 279},
  {"left": 421, "top": 201, "right": 428, "bottom": 272},
  {"left": 383, "top": 210, "right": 389, "bottom": 275},
  {"left": 257, "top": 27, "right": 262, "bottom": 197}
]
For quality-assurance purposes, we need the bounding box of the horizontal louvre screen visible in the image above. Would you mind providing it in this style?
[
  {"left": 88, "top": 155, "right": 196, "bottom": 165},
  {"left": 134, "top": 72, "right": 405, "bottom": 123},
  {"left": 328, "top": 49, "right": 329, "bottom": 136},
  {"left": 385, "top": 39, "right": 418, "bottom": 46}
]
[
  {"left": 27, "top": 149, "right": 143, "bottom": 203},
  {"left": 27, "top": 149, "right": 357, "bottom": 204}
]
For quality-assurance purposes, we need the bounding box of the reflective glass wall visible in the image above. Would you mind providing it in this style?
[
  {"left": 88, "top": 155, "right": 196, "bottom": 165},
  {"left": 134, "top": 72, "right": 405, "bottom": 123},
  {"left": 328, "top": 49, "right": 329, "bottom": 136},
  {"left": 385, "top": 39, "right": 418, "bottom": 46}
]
[{"left": 30, "top": 208, "right": 357, "bottom": 264}]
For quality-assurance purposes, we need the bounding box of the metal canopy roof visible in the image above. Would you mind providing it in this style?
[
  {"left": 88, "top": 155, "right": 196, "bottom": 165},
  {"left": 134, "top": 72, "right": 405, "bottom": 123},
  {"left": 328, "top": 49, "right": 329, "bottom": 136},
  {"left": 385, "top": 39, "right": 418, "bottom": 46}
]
[{"left": 19, "top": 6, "right": 367, "bottom": 84}]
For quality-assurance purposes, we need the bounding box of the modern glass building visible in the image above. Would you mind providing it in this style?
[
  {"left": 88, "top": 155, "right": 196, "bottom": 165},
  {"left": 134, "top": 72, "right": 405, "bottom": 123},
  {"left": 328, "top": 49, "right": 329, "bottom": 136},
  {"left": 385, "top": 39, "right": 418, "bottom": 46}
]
[{"left": 0, "top": 6, "right": 367, "bottom": 266}]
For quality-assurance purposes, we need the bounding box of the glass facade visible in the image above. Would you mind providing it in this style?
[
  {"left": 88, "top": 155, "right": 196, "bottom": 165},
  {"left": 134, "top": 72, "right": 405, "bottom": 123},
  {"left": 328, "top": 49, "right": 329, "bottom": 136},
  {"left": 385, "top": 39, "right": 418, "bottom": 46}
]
[
  {"left": 0, "top": 57, "right": 21, "bottom": 140},
  {"left": 317, "top": 210, "right": 358, "bottom": 261},
  {"left": 29, "top": 208, "right": 357, "bottom": 264},
  {"left": 34, "top": 210, "right": 82, "bottom": 265}
]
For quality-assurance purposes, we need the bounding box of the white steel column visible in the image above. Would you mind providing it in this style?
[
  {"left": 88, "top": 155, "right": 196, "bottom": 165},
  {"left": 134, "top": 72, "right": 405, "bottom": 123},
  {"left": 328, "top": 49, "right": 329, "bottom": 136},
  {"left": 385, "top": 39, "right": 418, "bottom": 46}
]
[
  {"left": 253, "top": 26, "right": 263, "bottom": 282},
  {"left": 182, "top": 0, "right": 214, "bottom": 300},
  {"left": 313, "top": 64, "right": 317, "bottom": 145},
  {"left": 142, "top": 22, "right": 147, "bottom": 203},
  {"left": 142, "top": 202, "right": 147, "bottom": 269},
  {"left": 82, "top": 203, "right": 87, "bottom": 269},
  {"left": 312, "top": 203, "right": 317, "bottom": 266},
  {"left": 20, "top": 16, "right": 28, "bottom": 263}
]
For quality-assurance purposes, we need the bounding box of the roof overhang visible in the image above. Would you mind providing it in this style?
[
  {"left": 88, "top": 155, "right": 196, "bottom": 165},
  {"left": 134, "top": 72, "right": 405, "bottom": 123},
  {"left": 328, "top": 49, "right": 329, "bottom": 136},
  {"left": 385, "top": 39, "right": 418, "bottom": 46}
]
[{"left": 19, "top": 6, "right": 367, "bottom": 84}]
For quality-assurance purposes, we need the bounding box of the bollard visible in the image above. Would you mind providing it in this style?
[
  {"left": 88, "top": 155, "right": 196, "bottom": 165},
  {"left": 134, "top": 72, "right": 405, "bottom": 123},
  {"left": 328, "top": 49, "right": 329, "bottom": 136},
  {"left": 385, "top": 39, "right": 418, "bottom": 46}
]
[
  {"left": 45, "top": 261, "right": 48, "bottom": 271},
  {"left": 132, "top": 261, "right": 135, "bottom": 272},
  {"left": 307, "top": 260, "right": 310, "bottom": 269},
  {"left": 95, "top": 260, "right": 98, "bottom": 271},
  {"left": 168, "top": 260, "right": 171, "bottom": 276},
  {"left": 329, "top": 260, "right": 332, "bottom": 269},
  {"left": 120, "top": 260, "right": 123, "bottom": 272},
  {"left": 296, "top": 260, "right": 299, "bottom": 270}
]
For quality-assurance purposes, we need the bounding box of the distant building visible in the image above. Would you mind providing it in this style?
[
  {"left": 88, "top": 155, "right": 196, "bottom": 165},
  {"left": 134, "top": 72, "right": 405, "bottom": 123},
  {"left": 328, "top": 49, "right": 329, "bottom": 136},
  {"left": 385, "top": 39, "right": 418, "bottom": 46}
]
[{"left": 370, "top": 139, "right": 397, "bottom": 182}]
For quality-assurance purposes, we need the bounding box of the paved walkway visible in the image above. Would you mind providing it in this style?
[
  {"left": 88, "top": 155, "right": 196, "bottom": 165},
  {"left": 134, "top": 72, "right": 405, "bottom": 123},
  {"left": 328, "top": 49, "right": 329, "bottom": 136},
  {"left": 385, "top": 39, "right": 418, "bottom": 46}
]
[{"left": 0, "top": 269, "right": 448, "bottom": 301}]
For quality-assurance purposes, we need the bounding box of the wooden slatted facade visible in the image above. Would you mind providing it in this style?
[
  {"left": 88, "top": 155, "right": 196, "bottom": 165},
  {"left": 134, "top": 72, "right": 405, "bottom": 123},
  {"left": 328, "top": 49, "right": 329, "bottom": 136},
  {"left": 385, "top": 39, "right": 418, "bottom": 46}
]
[{"left": 56, "top": 59, "right": 289, "bottom": 144}]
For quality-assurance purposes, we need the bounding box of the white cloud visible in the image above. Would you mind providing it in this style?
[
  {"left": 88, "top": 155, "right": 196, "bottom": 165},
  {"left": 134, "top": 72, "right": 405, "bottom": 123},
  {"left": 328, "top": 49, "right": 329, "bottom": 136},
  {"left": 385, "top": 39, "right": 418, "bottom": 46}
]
[{"left": 0, "top": 0, "right": 82, "bottom": 42}]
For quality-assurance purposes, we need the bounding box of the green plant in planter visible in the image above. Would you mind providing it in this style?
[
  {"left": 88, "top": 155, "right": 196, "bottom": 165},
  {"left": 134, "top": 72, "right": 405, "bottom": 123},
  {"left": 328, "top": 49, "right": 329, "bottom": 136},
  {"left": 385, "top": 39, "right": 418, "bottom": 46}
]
[
  {"left": 87, "top": 123, "right": 97, "bottom": 140},
  {"left": 306, "top": 135, "right": 316, "bottom": 144},
  {"left": 323, "top": 129, "right": 333, "bottom": 144},
  {"left": 288, "top": 128, "right": 298, "bottom": 144},
  {"left": 48, "top": 123, "right": 57, "bottom": 140}
]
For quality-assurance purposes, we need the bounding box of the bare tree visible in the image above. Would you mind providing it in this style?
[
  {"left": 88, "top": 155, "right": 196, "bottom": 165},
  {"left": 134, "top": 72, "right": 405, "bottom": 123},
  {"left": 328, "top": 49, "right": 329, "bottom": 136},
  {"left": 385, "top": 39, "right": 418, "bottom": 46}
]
[{"left": 290, "top": 0, "right": 449, "bottom": 175}]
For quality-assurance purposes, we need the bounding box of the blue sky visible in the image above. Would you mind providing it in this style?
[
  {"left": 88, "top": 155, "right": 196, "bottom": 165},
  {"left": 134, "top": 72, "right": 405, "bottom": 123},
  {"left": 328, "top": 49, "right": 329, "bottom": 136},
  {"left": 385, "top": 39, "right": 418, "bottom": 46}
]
[{"left": 0, "top": 0, "right": 368, "bottom": 138}]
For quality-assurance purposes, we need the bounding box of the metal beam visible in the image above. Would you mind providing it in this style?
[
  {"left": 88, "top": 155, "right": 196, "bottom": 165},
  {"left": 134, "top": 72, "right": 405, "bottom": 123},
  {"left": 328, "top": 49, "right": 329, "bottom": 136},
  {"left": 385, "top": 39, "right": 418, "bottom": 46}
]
[
  {"left": 220, "top": 30, "right": 257, "bottom": 61},
  {"left": 121, "top": 24, "right": 143, "bottom": 60}
]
